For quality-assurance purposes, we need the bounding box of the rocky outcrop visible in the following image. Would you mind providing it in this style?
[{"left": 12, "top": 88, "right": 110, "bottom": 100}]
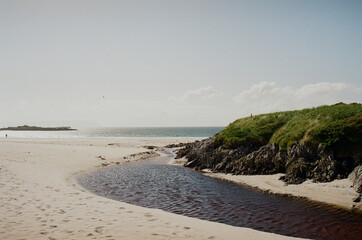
[
  {"left": 349, "top": 165, "right": 362, "bottom": 193},
  {"left": 176, "top": 138, "right": 361, "bottom": 184}
]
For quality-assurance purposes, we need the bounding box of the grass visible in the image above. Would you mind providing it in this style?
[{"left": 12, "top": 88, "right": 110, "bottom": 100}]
[{"left": 215, "top": 103, "right": 362, "bottom": 158}]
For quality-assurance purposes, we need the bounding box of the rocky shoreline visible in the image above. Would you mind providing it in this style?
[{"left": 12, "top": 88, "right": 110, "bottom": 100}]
[{"left": 175, "top": 138, "right": 362, "bottom": 196}]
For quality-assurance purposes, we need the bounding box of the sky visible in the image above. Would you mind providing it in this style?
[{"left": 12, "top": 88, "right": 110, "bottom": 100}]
[{"left": 1, "top": 0, "right": 361, "bottom": 128}]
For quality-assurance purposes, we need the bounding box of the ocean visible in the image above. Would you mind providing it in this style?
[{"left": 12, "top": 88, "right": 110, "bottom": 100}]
[{"left": 0, "top": 127, "right": 224, "bottom": 138}]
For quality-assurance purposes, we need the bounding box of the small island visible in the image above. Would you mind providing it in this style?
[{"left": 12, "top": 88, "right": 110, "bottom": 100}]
[{"left": 0, "top": 125, "right": 77, "bottom": 131}]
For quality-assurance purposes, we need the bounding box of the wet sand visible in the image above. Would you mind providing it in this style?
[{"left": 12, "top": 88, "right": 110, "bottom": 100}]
[{"left": 0, "top": 138, "right": 302, "bottom": 240}]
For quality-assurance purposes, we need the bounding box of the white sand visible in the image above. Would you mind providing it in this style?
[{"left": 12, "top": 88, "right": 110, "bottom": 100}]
[
  {"left": 0, "top": 138, "right": 303, "bottom": 240},
  {"left": 204, "top": 172, "right": 362, "bottom": 211}
]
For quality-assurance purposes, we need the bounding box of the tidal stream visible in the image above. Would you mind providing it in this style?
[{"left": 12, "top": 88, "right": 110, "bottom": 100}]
[{"left": 76, "top": 150, "right": 362, "bottom": 240}]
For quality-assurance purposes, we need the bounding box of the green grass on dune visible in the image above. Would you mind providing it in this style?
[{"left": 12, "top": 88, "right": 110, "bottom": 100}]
[{"left": 215, "top": 103, "right": 362, "bottom": 158}]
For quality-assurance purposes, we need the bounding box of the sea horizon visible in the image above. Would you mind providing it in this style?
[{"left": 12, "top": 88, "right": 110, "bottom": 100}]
[{"left": 0, "top": 126, "right": 225, "bottom": 139}]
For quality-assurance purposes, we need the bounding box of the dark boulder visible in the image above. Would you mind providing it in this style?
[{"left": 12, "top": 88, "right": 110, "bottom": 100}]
[{"left": 284, "top": 158, "right": 311, "bottom": 184}]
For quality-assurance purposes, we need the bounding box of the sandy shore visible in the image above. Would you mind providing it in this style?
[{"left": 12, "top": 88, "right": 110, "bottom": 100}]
[
  {"left": 203, "top": 172, "right": 362, "bottom": 211},
  {"left": 0, "top": 138, "right": 303, "bottom": 240}
]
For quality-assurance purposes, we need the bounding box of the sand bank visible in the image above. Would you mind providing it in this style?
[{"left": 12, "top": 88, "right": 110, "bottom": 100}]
[
  {"left": 0, "top": 138, "right": 302, "bottom": 240},
  {"left": 203, "top": 172, "right": 362, "bottom": 211}
]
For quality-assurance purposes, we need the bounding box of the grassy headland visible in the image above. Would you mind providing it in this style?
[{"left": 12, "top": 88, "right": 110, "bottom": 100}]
[
  {"left": 215, "top": 103, "right": 362, "bottom": 158},
  {"left": 177, "top": 103, "right": 362, "bottom": 184}
]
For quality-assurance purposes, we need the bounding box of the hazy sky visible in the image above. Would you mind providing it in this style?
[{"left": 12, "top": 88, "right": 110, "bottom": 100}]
[{"left": 1, "top": 0, "right": 361, "bottom": 127}]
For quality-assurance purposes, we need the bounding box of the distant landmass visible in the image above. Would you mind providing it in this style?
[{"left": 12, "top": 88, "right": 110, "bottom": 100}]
[
  {"left": 0, "top": 125, "right": 77, "bottom": 131},
  {"left": 176, "top": 102, "right": 362, "bottom": 188}
]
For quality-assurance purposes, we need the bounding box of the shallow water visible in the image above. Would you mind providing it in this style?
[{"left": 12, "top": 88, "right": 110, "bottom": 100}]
[{"left": 76, "top": 150, "right": 362, "bottom": 240}]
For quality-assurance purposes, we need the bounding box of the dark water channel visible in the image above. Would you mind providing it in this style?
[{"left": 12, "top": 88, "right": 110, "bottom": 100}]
[{"left": 76, "top": 150, "right": 362, "bottom": 240}]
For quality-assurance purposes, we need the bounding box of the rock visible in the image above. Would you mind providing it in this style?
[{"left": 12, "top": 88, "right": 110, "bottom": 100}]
[
  {"left": 143, "top": 145, "right": 157, "bottom": 150},
  {"left": 352, "top": 194, "right": 361, "bottom": 203},
  {"left": 231, "top": 143, "right": 283, "bottom": 175},
  {"left": 273, "top": 151, "right": 287, "bottom": 172},
  {"left": 349, "top": 165, "right": 362, "bottom": 193},
  {"left": 178, "top": 137, "right": 360, "bottom": 185},
  {"left": 312, "top": 158, "right": 338, "bottom": 182},
  {"left": 287, "top": 142, "right": 315, "bottom": 162},
  {"left": 164, "top": 142, "right": 188, "bottom": 148},
  {"left": 214, "top": 156, "right": 232, "bottom": 171},
  {"left": 284, "top": 158, "right": 310, "bottom": 184},
  {"left": 184, "top": 160, "right": 197, "bottom": 168}
]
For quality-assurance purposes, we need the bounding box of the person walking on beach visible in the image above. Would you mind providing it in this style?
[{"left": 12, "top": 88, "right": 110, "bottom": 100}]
[{"left": 5, "top": 134, "right": 7, "bottom": 138}]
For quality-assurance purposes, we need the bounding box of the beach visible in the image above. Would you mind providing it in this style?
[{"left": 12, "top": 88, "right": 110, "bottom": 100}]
[
  {"left": 0, "top": 138, "right": 304, "bottom": 240},
  {"left": 204, "top": 172, "right": 362, "bottom": 211}
]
